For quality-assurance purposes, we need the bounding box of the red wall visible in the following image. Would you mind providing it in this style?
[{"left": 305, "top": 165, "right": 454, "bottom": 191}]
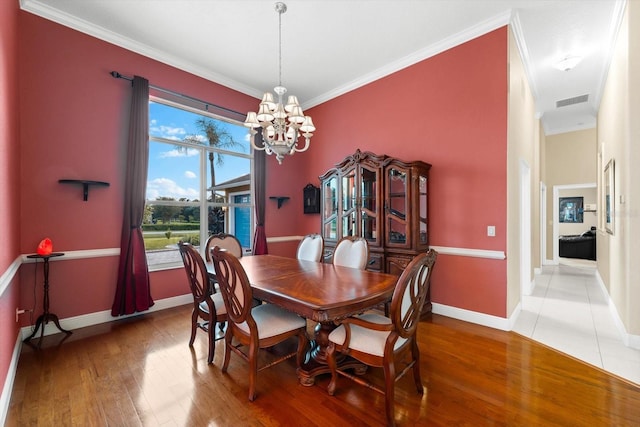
[
  {"left": 16, "top": 13, "right": 258, "bottom": 320},
  {"left": 0, "top": 0, "right": 22, "bottom": 396},
  {"left": 2, "top": 10, "right": 510, "bottom": 402},
  {"left": 14, "top": 14, "right": 508, "bottom": 330},
  {"left": 267, "top": 28, "right": 509, "bottom": 316}
]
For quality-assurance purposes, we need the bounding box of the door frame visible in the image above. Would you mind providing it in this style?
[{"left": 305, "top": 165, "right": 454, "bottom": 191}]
[{"left": 552, "top": 183, "right": 596, "bottom": 263}]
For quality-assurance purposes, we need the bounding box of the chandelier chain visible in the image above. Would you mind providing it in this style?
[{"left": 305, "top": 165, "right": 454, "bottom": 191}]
[
  {"left": 278, "top": 4, "right": 282, "bottom": 87},
  {"left": 244, "top": 1, "right": 315, "bottom": 165}
]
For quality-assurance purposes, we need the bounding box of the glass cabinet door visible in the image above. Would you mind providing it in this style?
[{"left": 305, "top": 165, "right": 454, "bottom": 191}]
[
  {"left": 419, "top": 174, "right": 428, "bottom": 245},
  {"left": 322, "top": 176, "right": 338, "bottom": 240},
  {"left": 360, "top": 166, "right": 378, "bottom": 244},
  {"left": 341, "top": 171, "right": 357, "bottom": 237},
  {"left": 386, "top": 167, "right": 408, "bottom": 245}
]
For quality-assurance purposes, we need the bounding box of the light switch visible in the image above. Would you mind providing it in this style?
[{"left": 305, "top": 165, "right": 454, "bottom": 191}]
[{"left": 487, "top": 226, "right": 496, "bottom": 237}]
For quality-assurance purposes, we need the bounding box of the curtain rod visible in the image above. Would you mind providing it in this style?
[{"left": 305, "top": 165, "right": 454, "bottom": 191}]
[{"left": 110, "top": 71, "right": 247, "bottom": 119}]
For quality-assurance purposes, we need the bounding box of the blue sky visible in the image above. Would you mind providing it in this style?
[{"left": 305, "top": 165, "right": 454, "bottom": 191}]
[{"left": 147, "top": 101, "right": 251, "bottom": 201}]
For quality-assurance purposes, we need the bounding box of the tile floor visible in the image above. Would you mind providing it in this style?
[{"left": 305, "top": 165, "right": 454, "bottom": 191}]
[{"left": 513, "top": 258, "right": 640, "bottom": 385}]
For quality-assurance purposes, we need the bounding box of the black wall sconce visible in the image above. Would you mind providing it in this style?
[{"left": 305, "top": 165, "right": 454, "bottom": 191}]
[{"left": 303, "top": 184, "right": 320, "bottom": 214}]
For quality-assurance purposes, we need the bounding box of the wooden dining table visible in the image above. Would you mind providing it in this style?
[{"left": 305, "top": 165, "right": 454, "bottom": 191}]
[{"left": 208, "top": 254, "right": 398, "bottom": 386}]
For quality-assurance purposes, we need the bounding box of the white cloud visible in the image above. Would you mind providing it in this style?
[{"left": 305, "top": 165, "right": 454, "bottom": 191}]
[
  {"left": 146, "top": 178, "right": 198, "bottom": 200},
  {"left": 159, "top": 147, "right": 199, "bottom": 158},
  {"left": 150, "top": 124, "right": 187, "bottom": 140},
  {"left": 184, "top": 170, "right": 196, "bottom": 179}
]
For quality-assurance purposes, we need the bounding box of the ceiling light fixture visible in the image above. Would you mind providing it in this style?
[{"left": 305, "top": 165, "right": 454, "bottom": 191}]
[
  {"left": 553, "top": 55, "right": 582, "bottom": 72},
  {"left": 244, "top": 2, "right": 315, "bottom": 165}
]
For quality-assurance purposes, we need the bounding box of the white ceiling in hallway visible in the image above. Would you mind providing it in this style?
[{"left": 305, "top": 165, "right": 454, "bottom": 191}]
[{"left": 21, "top": 0, "right": 626, "bottom": 135}]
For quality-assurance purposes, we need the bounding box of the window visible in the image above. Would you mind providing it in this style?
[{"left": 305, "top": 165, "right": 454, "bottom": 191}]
[{"left": 145, "top": 98, "right": 253, "bottom": 269}]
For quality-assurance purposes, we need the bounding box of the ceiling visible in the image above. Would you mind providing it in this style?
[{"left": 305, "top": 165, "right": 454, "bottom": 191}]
[{"left": 21, "top": 0, "right": 626, "bottom": 135}]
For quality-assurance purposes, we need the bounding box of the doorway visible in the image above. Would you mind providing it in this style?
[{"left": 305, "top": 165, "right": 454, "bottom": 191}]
[{"left": 552, "top": 183, "right": 597, "bottom": 264}]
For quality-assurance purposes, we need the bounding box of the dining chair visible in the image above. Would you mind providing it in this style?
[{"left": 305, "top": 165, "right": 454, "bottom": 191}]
[
  {"left": 326, "top": 249, "right": 438, "bottom": 427},
  {"left": 296, "top": 233, "right": 324, "bottom": 262},
  {"left": 178, "top": 241, "right": 227, "bottom": 364},
  {"left": 332, "top": 236, "right": 369, "bottom": 269},
  {"left": 210, "top": 246, "right": 309, "bottom": 402},
  {"left": 205, "top": 233, "right": 243, "bottom": 262}
]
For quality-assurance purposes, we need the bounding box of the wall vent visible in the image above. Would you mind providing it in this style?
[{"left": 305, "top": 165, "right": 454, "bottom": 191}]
[{"left": 556, "top": 94, "right": 589, "bottom": 108}]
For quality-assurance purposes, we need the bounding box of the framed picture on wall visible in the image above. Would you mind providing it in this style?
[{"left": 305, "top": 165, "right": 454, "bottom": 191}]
[
  {"left": 559, "top": 197, "right": 584, "bottom": 223},
  {"left": 605, "top": 159, "right": 615, "bottom": 234}
]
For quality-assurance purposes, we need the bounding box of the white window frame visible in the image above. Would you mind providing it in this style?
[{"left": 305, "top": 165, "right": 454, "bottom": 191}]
[{"left": 145, "top": 97, "right": 254, "bottom": 270}]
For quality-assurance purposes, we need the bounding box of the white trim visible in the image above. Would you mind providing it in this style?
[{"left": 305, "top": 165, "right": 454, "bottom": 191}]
[
  {"left": 595, "top": 269, "right": 640, "bottom": 350},
  {"left": 540, "top": 181, "right": 547, "bottom": 265},
  {"left": 432, "top": 302, "right": 512, "bottom": 331},
  {"left": 2, "top": 293, "right": 192, "bottom": 423},
  {"left": 2, "top": 250, "right": 120, "bottom": 298},
  {"left": 0, "top": 256, "right": 23, "bottom": 298},
  {"left": 19, "top": 0, "right": 261, "bottom": 100},
  {"left": 21, "top": 248, "right": 120, "bottom": 263},
  {"left": 520, "top": 160, "right": 532, "bottom": 296},
  {"left": 20, "top": 0, "right": 511, "bottom": 111},
  {"left": 429, "top": 246, "right": 505, "bottom": 260},
  {"left": 20, "top": 294, "right": 192, "bottom": 340},
  {"left": 304, "top": 10, "right": 512, "bottom": 109},
  {"left": 509, "top": 11, "right": 540, "bottom": 107},
  {"left": 266, "top": 235, "right": 304, "bottom": 243},
  {"left": 0, "top": 333, "right": 22, "bottom": 426},
  {"left": 591, "top": 0, "right": 628, "bottom": 114}
]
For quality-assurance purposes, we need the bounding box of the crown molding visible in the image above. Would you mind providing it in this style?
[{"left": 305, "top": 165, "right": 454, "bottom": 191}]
[
  {"left": 591, "top": 0, "right": 628, "bottom": 111},
  {"left": 19, "top": 0, "right": 263, "bottom": 100},
  {"left": 303, "top": 10, "right": 513, "bottom": 109}
]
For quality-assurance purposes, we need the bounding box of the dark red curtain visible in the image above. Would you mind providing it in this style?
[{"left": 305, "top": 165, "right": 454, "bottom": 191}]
[
  {"left": 112, "top": 76, "right": 154, "bottom": 316},
  {"left": 253, "top": 137, "right": 268, "bottom": 255}
]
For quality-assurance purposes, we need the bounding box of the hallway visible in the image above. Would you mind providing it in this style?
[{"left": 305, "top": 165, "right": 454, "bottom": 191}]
[{"left": 513, "top": 259, "right": 640, "bottom": 385}]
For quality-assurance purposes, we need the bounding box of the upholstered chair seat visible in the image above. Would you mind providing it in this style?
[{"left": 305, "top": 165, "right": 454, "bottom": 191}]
[
  {"left": 234, "top": 303, "right": 306, "bottom": 337},
  {"left": 328, "top": 313, "right": 406, "bottom": 356}
]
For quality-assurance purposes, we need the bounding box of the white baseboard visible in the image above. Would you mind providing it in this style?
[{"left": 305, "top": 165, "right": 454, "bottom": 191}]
[
  {"left": 595, "top": 270, "right": 640, "bottom": 350},
  {"left": 1, "top": 332, "right": 23, "bottom": 426},
  {"left": 20, "top": 293, "right": 192, "bottom": 339},
  {"left": 432, "top": 302, "right": 512, "bottom": 331}
]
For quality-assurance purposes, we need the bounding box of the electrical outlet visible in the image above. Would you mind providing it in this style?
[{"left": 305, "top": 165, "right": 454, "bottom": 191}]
[{"left": 487, "top": 226, "right": 496, "bottom": 237}]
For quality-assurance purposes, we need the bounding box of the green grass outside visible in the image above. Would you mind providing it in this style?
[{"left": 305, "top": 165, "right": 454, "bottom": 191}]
[{"left": 144, "top": 231, "right": 200, "bottom": 250}]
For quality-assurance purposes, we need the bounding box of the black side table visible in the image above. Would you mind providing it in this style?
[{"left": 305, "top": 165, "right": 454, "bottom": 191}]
[{"left": 24, "top": 252, "right": 72, "bottom": 345}]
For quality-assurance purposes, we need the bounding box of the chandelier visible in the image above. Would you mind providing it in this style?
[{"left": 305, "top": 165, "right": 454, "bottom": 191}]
[{"left": 244, "top": 2, "right": 315, "bottom": 164}]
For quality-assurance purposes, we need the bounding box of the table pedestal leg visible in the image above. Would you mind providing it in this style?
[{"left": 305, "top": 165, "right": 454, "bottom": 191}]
[
  {"left": 23, "top": 255, "right": 72, "bottom": 348},
  {"left": 297, "top": 321, "right": 365, "bottom": 386},
  {"left": 23, "top": 313, "right": 72, "bottom": 347}
]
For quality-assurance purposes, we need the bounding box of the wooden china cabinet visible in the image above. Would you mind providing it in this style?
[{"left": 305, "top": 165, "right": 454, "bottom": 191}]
[{"left": 319, "top": 149, "right": 432, "bottom": 307}]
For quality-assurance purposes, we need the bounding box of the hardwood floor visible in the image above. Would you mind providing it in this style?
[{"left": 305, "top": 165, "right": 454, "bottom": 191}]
[{"left": 7, "top": 304, "right": 640, "bottom": 426}]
